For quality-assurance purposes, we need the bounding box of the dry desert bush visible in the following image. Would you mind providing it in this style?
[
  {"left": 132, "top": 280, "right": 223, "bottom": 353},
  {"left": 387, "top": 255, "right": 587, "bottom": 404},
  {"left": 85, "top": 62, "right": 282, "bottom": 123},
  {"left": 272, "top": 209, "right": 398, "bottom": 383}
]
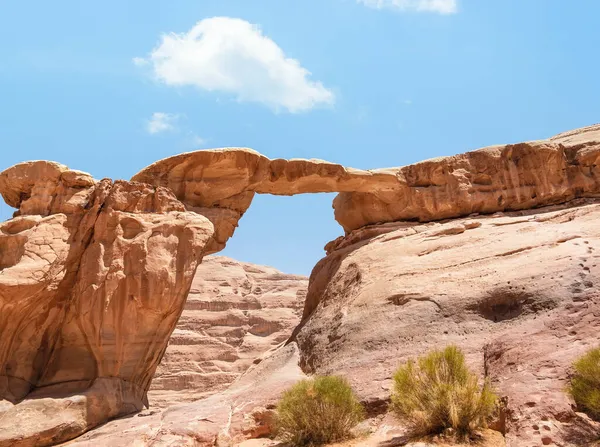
[
  {"left": 275, "top": 375, "right": 365, "bottom": 446},
  {"left": 391, "top": 345, "right": 497, "bottom": 438},
  {"left": 569, "top": 347, "right": 600, "bottom": 421}
]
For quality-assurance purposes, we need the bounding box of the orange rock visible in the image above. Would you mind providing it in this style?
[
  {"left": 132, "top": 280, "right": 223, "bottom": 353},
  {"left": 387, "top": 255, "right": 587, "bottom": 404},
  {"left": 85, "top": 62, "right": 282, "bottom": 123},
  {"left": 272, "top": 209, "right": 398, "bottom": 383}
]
[
  {"left": 131, "top": 148, "right": 399, "bottom": 253},
  {"left": 0, "top": 163, "right": 214, "bottom": 447},
  {"left": 129, "top": 124, "right": 600, "bottom": 251}
]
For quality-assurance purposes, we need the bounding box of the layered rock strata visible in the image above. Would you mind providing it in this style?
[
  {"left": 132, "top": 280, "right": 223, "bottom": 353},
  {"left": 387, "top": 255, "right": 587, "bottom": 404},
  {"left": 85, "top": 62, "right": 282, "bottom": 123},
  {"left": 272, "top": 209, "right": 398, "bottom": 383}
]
[{"left": 148, "top": 255, "right": 307, "bottom": 407}]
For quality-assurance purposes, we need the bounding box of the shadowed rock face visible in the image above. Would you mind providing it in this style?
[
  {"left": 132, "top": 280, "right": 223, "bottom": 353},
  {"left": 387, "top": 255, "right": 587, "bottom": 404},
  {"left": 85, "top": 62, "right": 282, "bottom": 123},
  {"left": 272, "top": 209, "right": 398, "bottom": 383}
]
[{"left": 1, "top": 124, "right": 600, "bottom": 446}]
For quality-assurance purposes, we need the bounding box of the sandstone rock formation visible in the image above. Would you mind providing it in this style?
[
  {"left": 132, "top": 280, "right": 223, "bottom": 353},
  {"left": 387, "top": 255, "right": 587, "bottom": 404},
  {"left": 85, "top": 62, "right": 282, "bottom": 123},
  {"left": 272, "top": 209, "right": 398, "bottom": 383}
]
[
  {"left": 131, "top": 149, "right": 399, "bottom": 253},
  {"left": 0, "top": 162, "right": 214, "bottom": 446},
  {"left": 2, "top": 123, "right": 600, "bottom": 446},
  {"left": 295, "top": 199, "right": 600, "bottom": 446},
  {"left": 133, "top": 124, "right": 600, "bottom": 240},
  {"left": 149, "top": 255, "right": 307, "bottom": 407}
]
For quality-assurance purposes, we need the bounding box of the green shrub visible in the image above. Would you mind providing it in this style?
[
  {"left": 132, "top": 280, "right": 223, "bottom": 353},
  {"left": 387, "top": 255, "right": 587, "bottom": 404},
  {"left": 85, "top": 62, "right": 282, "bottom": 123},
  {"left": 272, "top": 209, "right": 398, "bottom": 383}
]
[
  {"left": 569, "top": 347, "right": 600, "bottom": 420},
  {"left": 391, "top": 345, "right": 497, "bottom": 437},
  {"left": 275, "top": 375, "right": 365, "bottom": 446}
]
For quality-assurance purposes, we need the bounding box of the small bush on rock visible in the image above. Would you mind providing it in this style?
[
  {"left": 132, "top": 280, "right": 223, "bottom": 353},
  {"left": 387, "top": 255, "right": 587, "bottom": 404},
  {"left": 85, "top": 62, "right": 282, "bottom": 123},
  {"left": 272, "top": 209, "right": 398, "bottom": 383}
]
[
  {"left": 275, "top": 375, "right": 365, "bottom": 446},
  {"left": 569, "top": 347, "right": 600, "bottom": 420},
  {"left": 391, "top": 345, "right": 497, "bottom": 437}
]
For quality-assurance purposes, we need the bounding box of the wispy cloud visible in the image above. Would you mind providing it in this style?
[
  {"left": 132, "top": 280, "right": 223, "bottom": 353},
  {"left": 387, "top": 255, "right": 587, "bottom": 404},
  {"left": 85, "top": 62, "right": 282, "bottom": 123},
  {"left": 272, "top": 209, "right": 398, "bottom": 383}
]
[
  {"left": 147, "top": 112, "right": 178, "bottom": 134},
  {"left": 134, "top": 17, "right": 334, "bottom": 113},
  {"left": 132, "top": 57, "right": 148, "bottom": 67},
  {"left": 357, "top": 0, "right": 457, "bottom": 14},
  {"left": 187, "top": 132, "right": 207, "bottom": 147}
]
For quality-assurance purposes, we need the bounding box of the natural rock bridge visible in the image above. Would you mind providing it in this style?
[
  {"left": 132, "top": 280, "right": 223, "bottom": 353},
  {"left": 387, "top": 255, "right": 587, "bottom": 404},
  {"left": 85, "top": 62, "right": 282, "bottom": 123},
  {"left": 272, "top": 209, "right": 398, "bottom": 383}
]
[{"left": 0, "top": 124, "right": 599, "bottom": 446}]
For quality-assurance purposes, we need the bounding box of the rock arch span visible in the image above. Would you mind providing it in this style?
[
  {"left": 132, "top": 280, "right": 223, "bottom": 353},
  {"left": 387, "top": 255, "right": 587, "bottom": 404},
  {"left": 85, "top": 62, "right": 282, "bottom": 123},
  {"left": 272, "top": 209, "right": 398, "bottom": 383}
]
[{"left": 0, "top": 123, "right": 599, "bottom": 445}]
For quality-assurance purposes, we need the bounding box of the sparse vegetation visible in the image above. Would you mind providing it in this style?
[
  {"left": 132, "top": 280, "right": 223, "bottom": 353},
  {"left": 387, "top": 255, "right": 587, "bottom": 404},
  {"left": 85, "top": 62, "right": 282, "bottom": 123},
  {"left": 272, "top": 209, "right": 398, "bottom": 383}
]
[
  {"left": 275, "top": 375, "right": 365, "bottom": 446},
  {"left": 569, "top": 347, "right": 600, "bottom": 420},
  {"left": 391, "top": 345, "right": 497, "bottom": 437}
]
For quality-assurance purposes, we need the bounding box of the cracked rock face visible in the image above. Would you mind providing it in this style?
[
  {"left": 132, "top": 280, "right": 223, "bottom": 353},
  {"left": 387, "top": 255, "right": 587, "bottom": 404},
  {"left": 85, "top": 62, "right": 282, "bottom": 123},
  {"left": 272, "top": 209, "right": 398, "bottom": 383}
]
[{"left": 0, "top": 162, "right": 214, "bottom": 447}]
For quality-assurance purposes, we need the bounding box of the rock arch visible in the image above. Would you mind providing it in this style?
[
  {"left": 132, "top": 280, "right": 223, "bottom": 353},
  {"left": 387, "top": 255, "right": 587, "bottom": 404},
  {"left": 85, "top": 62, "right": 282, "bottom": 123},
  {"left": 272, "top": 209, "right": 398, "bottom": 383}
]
[{"left": 0, "top": 123, "right": 599, "bottom": 445}]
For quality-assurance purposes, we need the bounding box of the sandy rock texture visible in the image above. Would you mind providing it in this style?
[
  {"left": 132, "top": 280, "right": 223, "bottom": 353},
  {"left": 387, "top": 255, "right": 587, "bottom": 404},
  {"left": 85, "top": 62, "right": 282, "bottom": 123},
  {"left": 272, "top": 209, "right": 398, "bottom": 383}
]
[
  {"left": 131, "top": 149, "right": 398, "bottom": 253},
  {"left": 149, "top": 255, "right": 307, "bottom": 407},
  {"left": 334, "top": 123, "right": 600, "bottom": 232},
  {"left": 295, "top": 199, "right": 600, "bottom": 446},
  {"left": 0, "top": 162, "right": 214, "bottom": 446}
]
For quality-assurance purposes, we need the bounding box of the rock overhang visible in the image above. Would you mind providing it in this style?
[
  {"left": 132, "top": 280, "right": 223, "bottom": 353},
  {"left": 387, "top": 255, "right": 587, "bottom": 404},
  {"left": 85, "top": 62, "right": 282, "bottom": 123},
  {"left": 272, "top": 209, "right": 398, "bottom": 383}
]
[{"left": 3, "top": 124, "right": 600, "bottom": 254}]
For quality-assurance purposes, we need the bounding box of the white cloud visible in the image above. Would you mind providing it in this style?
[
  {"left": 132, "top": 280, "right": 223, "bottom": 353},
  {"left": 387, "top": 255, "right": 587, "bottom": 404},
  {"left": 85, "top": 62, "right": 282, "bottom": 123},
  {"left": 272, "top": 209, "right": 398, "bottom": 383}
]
[
  {"left": 358, "top": 0, "right": 457, "bottom": 14},
  {"left": 147, "top": 112, "right": 178, "bottom": 134},
  {"left": 134, "top": 17, "right": 334, "bottom": 113},
  {"left": 132, "top": 57, "right": 148, "bottom": 67}
]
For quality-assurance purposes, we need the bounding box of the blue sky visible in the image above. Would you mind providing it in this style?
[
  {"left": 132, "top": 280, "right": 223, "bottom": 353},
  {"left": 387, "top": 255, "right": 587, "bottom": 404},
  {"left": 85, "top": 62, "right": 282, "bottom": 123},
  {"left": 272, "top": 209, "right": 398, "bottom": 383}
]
[{"left": 1, "top": 0, "right": 599, "bottom": 274}]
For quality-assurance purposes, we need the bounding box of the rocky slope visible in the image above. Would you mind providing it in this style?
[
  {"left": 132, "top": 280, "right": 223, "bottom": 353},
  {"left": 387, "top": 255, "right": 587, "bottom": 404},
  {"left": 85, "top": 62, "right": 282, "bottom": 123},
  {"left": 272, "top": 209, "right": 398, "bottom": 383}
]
[
  {"left": 296, "top": 199, "right": 600, "bottom": 446},
  {"left": 64, "top": 199, "right": 600, "bottom": 447},
  {"left": 2, "top": 123, "right": 600, "bottom": 446},
  {"left": 149, "top": 255, "right": 307, "bottom": 407}
]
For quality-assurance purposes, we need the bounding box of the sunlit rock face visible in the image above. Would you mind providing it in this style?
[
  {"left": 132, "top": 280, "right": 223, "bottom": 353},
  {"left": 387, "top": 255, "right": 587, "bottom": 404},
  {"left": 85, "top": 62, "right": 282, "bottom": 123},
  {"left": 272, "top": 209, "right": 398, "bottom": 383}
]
[
  {"left": 1, "top": 123, "right": 600, "bottom": 446},
  {"left": 133, "top": 124, "right": 600, "bottom": 240},
  {"left": 0, "top": 162, "right": 214, "bottom": 447},
  {"left": 295, "top": 199, "right": 600, "bottom": 446}
]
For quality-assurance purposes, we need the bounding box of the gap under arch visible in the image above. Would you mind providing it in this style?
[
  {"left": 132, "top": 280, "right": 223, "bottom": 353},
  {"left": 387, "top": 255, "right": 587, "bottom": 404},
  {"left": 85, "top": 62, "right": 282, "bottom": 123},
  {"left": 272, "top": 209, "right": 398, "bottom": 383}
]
[{"left": 220, "top": 192, "right": 341, "bottom": 276}]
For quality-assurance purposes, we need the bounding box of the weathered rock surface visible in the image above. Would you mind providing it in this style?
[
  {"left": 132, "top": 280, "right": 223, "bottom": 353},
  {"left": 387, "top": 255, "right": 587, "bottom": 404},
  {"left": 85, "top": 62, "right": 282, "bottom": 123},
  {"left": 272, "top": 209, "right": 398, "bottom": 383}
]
[
  {"left": 237, "top": 425, "right": 506, "bottom": 447},
  {"left": 149, "top": 255, "right": 307, "bottom": 407},
  {"left": 3, "top": 124, "right": 600, "bottom": 446},
  {"left": 131, "top": 149, "right": 399, "bottom": 253},
  {"left": 295, "top": 199, "right": 600, "bottom": 446},
  {"left": 0, "top": 162, "right": 214, "bottom": 446},
  {"left": 132, "top": 124, "right": 600, "bottom": 244},
  {"left": 334, "top": 123, "right": 600, "bottom": 232}
]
